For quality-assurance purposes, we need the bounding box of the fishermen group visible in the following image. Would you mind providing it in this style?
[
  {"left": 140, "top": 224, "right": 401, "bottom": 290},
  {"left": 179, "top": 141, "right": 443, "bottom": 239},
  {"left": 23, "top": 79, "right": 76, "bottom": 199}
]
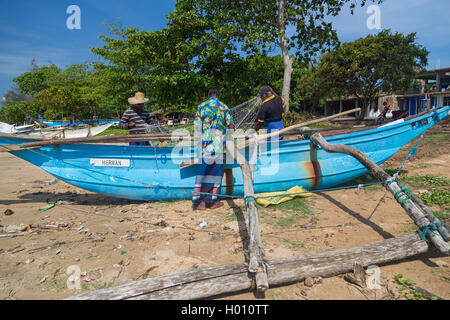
[{"left": 120, "top": 86, "right": 285, "bottom": 211}]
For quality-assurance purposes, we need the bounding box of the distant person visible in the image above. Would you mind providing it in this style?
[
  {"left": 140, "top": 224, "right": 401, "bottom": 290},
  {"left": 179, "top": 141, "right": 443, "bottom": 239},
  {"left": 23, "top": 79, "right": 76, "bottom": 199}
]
[
  {"left": 119, "top": 92, "right": 153, "bottom": 146},
  {"left": 255, "top": 86, "right": 285, "bottom": 140},
  {"left": 192, "top": 88, "right": 234, "bottom": 211},
  {"left": 68, "top": 119, "right": 77, "bottom": 128}
]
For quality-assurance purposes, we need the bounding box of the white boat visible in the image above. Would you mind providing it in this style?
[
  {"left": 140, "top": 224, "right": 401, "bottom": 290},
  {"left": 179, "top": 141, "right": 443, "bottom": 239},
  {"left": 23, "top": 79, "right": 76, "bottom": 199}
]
[
  {"left": 26, "top": 123, "right": 114, "bottom": 139},
  {"left": 0, "top": 122, "right": 35, "bottom": 134}
]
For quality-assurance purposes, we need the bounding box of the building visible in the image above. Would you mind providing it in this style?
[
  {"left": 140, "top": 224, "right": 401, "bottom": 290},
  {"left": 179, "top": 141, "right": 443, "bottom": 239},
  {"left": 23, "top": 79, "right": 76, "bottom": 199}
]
[{"left": 324, "top": 67, "right": 450, "bottom": 117}]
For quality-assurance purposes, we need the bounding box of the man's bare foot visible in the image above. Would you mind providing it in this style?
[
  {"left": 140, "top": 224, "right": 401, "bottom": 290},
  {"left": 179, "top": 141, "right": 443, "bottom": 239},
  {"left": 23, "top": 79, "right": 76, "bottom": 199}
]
[
  {"left": 192, "top": 201, "right": 206, "bottom": 211},
  {"left": 207, "top": 201, "right": 224, "bottom": 210}
]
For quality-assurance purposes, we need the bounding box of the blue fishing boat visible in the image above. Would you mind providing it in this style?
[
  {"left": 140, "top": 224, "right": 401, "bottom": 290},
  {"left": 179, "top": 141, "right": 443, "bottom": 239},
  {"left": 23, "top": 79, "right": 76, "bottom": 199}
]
[{"left": 1, "top": 106, "right": 448, "bottom": 201}]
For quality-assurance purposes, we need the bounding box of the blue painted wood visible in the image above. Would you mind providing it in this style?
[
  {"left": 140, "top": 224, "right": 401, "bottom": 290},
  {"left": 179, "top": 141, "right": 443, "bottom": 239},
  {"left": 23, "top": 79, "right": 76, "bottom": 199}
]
[{"left": 4, "top": 106, "right": 449, "bottom": 201}]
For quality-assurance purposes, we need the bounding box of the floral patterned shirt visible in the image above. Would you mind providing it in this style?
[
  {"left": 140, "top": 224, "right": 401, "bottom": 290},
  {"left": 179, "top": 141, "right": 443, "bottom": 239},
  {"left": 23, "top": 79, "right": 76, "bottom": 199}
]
[{"left": 194, "top": 97, "right": 234, "bottom": 154}]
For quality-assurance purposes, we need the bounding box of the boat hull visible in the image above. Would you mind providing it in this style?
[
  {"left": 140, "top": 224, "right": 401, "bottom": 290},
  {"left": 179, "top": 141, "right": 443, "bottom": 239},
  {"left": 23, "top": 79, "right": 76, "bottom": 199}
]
[
  {"left": 5, "top": 107, "right": 449, "bottom": 201},
  {"left": 35, "top": 119, "right": 119, "bottom": 127}
]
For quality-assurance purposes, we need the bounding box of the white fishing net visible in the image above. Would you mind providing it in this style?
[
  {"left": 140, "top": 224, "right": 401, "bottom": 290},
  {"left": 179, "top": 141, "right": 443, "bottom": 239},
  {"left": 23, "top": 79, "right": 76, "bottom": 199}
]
[{"left": 230, "top": 97, "right": 262, "bottom": 130}]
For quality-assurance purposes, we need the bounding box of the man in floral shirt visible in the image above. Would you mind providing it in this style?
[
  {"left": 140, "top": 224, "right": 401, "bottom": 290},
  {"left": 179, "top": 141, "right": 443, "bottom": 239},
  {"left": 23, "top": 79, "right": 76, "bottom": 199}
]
[{"left": 192, "top": 88, "right": 234, "bottom": 210}]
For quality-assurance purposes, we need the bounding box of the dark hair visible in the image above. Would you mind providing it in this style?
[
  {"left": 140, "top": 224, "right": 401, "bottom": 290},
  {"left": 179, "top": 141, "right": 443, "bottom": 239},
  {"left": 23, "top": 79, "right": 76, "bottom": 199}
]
[
  {"left": 258, "top": 85, "right": 272, "bottom": 96},
  {"left": 208, "top": 88, "right": 221, "bottom": 98}
]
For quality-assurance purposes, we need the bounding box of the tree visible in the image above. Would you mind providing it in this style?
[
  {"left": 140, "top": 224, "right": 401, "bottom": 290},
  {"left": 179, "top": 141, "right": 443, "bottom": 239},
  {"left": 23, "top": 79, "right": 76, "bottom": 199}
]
[
  {"left": 293, "top": 66, "right": 337, "bottom": 114},
  {"left": 13, "top": 64, "right": 61, "bottom": 97},
  {"left": 317, "top": 30, "right": 428, "bottom": 119},
  {"left": 173, "top": 0, "right": 381, "bottom": 112},
  {"left": 91, "top": 21, "right": 287, "bottom": 115}
]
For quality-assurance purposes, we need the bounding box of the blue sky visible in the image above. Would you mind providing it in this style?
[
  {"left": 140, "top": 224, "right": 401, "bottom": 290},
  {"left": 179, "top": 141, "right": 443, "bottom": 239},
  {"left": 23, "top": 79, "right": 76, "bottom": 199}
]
[{"left": 1, "top": 0, "right": 449, "bottom": 100}]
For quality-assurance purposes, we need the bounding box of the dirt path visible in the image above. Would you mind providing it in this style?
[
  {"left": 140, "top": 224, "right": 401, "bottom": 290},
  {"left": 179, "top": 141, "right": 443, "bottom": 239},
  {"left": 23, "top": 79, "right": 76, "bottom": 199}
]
[{"left": 0, "top": 128, "right": 449, "bottom": 300}]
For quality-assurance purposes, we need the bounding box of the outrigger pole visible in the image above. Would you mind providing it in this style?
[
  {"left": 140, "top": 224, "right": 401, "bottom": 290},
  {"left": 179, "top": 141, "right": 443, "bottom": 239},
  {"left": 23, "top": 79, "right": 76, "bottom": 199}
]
[{"left": 309, "top": 131, "right": 449, "bottom": 254}]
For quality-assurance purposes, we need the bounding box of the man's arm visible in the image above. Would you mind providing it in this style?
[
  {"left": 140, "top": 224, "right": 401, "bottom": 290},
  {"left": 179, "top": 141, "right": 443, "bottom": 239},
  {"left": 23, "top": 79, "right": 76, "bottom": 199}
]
[
  {"left": 119, "top": 109, "right": 136, "bottom": 129},
  {"left": 254, "top": 105, "right": 265, "bottom": 131},
  {"left": 254, "top": 121, "right": 263, "bottom": 131}
]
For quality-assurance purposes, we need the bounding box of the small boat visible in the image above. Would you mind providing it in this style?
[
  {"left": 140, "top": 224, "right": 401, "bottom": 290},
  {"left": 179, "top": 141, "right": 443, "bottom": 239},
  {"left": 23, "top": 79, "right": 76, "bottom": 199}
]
[
  {"left": 0, "top": 122, "right": 35, "bottom": 134},
  {"left": 0, "top": 123, "right": 114, "bottom": 141},
  {"left": 26, "top": 123, "right": 114, "bottom": 139},
  {"left": 34, "top": 119, "right": 120, "bottom": 127},
  {"left": 1, "top": 106, "right": 448, "bottom": 201}
]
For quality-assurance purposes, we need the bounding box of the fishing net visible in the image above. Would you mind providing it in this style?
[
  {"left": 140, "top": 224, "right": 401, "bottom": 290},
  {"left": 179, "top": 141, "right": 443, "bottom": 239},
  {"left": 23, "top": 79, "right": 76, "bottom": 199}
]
[
  {"left": 148, "top": 96, "right": 262, "bottom": 134},
  {"left": 230, "top": 97, "right": 262, "bottom": 130},
  {"left": 144, "top": 123, "right": 171, "bottom": 134}
]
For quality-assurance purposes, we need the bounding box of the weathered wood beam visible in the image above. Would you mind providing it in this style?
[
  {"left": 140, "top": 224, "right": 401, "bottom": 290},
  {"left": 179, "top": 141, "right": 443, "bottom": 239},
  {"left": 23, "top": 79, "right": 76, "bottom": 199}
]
[
  {"left": 64, "top": 232, "right": 430, "bottom": 300},
  {"left": 225, "top": 137, "right": 268, "bottom": 293},
  {"left": 397, "top": 181, "right": 449, "bottom": 241},
  {"left": 0, "top": 134, "right": 193, "bottom": 152},
  {"left": 310, "top": 132, "right": 449, "bottom": 255},
  {"left": 234, "top": 108, "right": 361, "bottom": 142}
]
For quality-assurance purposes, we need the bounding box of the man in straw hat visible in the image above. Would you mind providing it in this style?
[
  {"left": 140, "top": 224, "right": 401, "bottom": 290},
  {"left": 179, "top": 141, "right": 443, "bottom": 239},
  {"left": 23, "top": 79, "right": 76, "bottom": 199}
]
[{"left": 119, "top": 92, "right": 153, "bottom": 146}]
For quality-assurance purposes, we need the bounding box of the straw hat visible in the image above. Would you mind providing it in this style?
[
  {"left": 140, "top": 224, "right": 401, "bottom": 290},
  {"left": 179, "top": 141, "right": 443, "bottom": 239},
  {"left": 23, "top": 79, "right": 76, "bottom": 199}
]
[{"left": 128, "top": 92, "right": 149, "bottom": 105}]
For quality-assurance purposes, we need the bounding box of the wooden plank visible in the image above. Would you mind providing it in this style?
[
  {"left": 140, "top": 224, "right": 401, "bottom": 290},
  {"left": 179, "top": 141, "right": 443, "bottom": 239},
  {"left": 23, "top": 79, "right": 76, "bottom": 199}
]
[{"left": 65, "top": 233, "right": 429, "bottom": 300}]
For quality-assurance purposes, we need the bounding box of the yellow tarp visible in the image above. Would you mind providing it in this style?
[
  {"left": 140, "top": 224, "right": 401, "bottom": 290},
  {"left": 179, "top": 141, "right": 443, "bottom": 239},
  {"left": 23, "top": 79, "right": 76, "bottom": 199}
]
[{"left": 255, "top": 186, "right": 312, "bottom": 208}]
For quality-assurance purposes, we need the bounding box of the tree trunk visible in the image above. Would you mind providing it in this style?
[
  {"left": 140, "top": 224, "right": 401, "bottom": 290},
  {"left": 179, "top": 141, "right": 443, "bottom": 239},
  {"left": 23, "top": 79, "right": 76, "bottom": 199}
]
[
  {"left": 278, "top": 0, "right": 293, "bottom": 113},
  {"left": 359, "top": 98, "right": 369, "bottom": 121}
]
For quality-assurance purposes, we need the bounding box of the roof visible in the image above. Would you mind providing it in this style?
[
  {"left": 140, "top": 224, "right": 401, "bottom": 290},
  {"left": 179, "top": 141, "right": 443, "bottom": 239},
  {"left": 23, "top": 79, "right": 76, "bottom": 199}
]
[{"left": 416, "top": 67, "right": 450, "bottom": 81}]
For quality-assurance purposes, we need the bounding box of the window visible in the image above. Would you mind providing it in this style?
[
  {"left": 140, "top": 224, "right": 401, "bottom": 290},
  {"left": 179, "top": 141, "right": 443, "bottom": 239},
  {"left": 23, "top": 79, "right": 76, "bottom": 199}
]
[{"left": 444, "top": 96, "right": 450, "bottom": 106}]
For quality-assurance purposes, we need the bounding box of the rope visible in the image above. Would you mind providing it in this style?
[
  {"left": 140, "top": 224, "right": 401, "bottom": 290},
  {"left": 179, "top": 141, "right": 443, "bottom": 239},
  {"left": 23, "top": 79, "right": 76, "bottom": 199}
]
[
  {"left": 394, "top": 187, "right": 414, "bottom": 204},
  {"left": 244, "top": 196, "right": 257, "bottom": 209},
  {"left": 420, "top": 222, "right": 446, "bottom": 240},
  {"left": 394, "top": 133, "right": 425, "bottom": 179}
]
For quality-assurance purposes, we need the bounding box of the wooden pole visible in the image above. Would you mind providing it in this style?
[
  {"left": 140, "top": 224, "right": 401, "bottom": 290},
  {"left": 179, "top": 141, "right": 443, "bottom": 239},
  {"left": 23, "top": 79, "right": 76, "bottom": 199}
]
[
  {"left": 225, "top": 137, "right": 268, "bottom": 293},
  {"left": 310, "top": 132, "right": 449, "bottom": 255},
  {"left": 396, "top": 181, "right": 449, "bottom": 241},
  {"left": 235, "top": 108, "right": 361, "bottom": 142},
  {"left": 64, "top": 232, "right": 430, "bottom": 300},
  {"left": 0, "top": 133, "right": 192, "bottom": 152}
]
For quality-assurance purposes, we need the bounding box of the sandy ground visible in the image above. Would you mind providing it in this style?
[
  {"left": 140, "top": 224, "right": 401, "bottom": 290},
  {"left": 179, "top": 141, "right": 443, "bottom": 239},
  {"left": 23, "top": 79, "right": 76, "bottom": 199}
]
[{"left": 0, "top": 123, "right": 449, "bottom": 300}]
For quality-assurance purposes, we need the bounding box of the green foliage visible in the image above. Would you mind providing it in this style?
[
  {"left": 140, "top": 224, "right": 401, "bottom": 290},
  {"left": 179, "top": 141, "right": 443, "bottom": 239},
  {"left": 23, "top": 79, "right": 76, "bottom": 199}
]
[
  {"left": 398, "top": 174, "right": 450, "bottom": 188},
  {"left": 317, "top": 30, "right": 428, "bottom": 119},
  {"left": 90, "top": 20, "right": 291, "bottom": 114},
  {"left": 419, "top": 190, "right": 450, "bottom": 207},
  {"left": 13, "top": 65, "right": 61, "bottom": 96},
  {"left": 432, "top": 210, "right": 449, "bottom": 221},
  {"left": 167, "top": 0, "right": 380, "bottom": 111},
  {"left": 97, "top": 126, "right": 129, "bottom": 136},
  {"left": 393, "top": 274, "right": 438, "bottom": 300}
]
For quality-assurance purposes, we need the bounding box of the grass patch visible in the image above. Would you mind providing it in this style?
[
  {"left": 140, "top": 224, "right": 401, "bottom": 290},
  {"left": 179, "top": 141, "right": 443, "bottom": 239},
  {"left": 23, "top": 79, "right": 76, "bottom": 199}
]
[
  {"left": 419, "top": 190, "right": 450, "bottom": 207},
  {"left": 258, "top": 197, "right": 314, "bottom": 213},
  {"left": 97, "top": 126, "right": 129, "bottom": 136},
  {"left": 282, "top": 238, "right": 306, "bottom": 250},
  {"left": 433, "top": 210, "right": 449, "bottom": 221},
  {"left": 398, "top": 175, "right": 450, "bottom": 188},
  {"left": 257, "top": 197, "right": 315, "bottom": 227}
]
